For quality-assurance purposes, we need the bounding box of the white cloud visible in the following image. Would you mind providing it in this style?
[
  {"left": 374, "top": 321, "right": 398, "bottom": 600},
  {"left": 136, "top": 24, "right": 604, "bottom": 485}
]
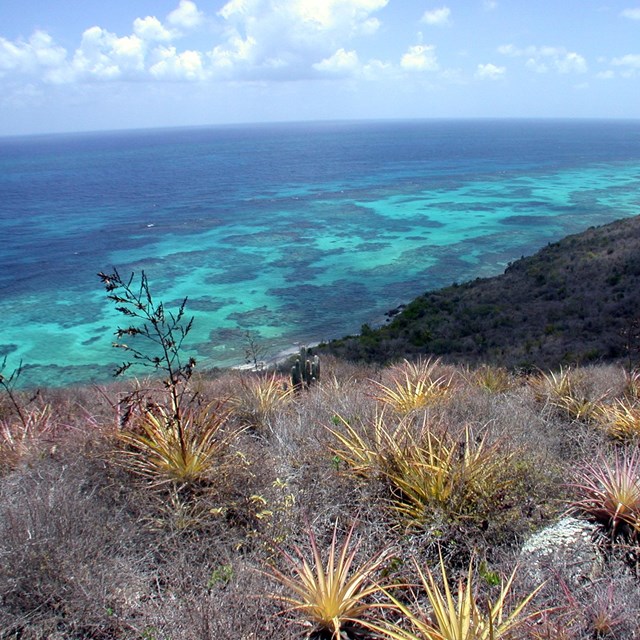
[
  {"left": 525, "top": 57, "right": 547, "bottom": 73},
  {"left": 421, "top": 6, "right": 451, "bottom": 26},
  {"left": 212, "top": 0, "right": 388, "bottom": 79},
  {"left": 400, "top": 44, "right": 438, "bottom": 71},
  {"left": 150, "top": 46, "right": 206, "bottom": 80},
  {"left": 556, "top": 51, "right": 587, "bottom": 73},
  {"left": 612, "top": 53, "right": 640, "bottom": 68},
  {"left": 476, "top": 62, "right": 505, "bottom": 79},
  {"left": 596, "top": 70, "right": 614, "bottom": 79},
  {"left": 69, "top": 27, "right": 147, "bottom": 80},
  {"left": 0, "top": 30, "right": 67, "bottom": 75},
  {"left": 0, "top": 0, "right": 392, "bottom": 85},
  {"left": 133, "top": 16, "right": 173, "bottom": 42},
  {"left": 210, "top": 34, "right": 258, "bottom": 74},
  {"left": 483, "top": 0, "right": 498, "bottom": 10},
  {"left": 621, "top": 8, "right": 640, "bottom": 19},
  {"left": 168, "top": 0, "right": 204, "bottom": 30},
  {"left": 313, "top": 48, "right": 359, "bottom": 74},
  {"left": 361, "top": 57, "right": 393, "bottom": 79},
  {"left": 499, "top": 44, "right": 587, "bottom": 74}
]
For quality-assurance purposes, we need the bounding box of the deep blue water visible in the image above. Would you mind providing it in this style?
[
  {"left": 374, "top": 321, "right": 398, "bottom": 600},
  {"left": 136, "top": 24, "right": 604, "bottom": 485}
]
[{"left": 1, "top": 119, "right": 639, "bottom": 387}]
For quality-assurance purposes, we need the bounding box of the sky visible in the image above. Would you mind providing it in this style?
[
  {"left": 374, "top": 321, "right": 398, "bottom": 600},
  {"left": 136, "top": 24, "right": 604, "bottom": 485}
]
[{"left": 0, "top": 0, "right": 639, "bottom": 135}]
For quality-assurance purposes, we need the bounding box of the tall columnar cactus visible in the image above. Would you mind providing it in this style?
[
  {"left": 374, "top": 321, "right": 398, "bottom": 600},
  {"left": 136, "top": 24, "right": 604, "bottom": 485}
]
[{"left": 291, "top": 347, "right": 320, "bottom": 390}]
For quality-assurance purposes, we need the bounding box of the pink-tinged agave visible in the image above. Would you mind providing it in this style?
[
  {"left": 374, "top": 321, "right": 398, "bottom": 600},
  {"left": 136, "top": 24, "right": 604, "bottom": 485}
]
[{"left": 571, "top": 449, "right": 640, "bottom": 538}]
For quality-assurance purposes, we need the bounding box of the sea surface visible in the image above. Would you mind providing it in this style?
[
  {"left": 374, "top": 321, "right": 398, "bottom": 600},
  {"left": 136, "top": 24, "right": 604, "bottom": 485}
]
[{"left": 1, "top": 119, "right": 640, "bottom": 387}]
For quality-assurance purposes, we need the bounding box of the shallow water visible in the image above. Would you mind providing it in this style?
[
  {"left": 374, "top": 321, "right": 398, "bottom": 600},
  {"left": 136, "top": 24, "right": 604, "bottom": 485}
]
[{"left": 1, "top": 119, "right": 639, "bottom": 387}]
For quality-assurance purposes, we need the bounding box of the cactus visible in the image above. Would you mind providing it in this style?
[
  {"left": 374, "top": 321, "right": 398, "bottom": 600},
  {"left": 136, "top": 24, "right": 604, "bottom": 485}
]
[{"left": 290, "top": 347, "right": 320, "bottom": 390}]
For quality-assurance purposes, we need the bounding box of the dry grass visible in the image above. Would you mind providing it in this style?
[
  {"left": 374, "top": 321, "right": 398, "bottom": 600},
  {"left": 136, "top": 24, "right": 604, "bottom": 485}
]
[{"left": 0, "top": 358, "right": 639, "bottom": 639}]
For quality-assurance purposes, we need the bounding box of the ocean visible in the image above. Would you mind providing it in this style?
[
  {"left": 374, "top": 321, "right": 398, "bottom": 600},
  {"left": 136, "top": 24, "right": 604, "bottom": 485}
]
[{"left": 1, "top": 119, "right": 639, "bottom": 388}]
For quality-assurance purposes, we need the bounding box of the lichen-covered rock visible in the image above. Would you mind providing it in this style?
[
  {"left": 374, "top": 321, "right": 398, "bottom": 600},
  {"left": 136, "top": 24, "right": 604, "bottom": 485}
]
[{"left": 519, "top": 516, "right": 603, "bottom": 586}]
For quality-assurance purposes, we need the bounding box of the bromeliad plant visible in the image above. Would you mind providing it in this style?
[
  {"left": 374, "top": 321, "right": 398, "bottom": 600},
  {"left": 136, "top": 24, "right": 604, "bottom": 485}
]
[
  {"left": 594, "top": 398, "right": 640, "bottom": 442},
  {"left": 327, "top": 411, "right": 416, "bottom": 478},
  {"left": 117, "top": 400, "right": 244, "bottom": 487},
  {"left": 532, "top": 367, "right": 605, "bottom": 422},
  {"left": 371, "top": 358, "right": 452, "bottom": 415},
  {"left": 384, "top": 425, "right": 515, "bottom": 530},
  {"left": 570, "top": 449, "right": 640, "bottom": 539},
  {"left": 328, "top": 412, "right": 516, "bottom": 530},
  {"left": 266, "top": 521, "right": 395, "bottom": 639},
  {"left": 369, "top": 555, "right": 544, "bottom": 640},
  {"left": 231, "top": 372, "right": 294, "bottom": 431},
  {"left": 468, "top": 365, "right": 516, "bottom": 394},
  {"left": 99, "top": 270, "right": 247, "bottom": 487}
]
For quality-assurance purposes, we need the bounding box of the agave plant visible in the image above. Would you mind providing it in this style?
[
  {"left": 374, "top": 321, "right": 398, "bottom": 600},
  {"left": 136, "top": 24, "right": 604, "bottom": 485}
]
[
  {"left": 368, "top": 555, "right": 544, "bottom": 640},
  {"left": 571, "top": 449, "right": 640, "bottom": 538},
  {"left": 371, "top": 358, "right": 452, "bottom": 415},
  {"left": 266, "top": 521, "right": 395, "bottom": 639},
  {"left": 595, "top": 398, "right": 640, "bottom": 441},
  {"left": 384, "top": 425, "right": 514, "bottom": 529},
  {"left": 117, "top": 400, "right": 244, "bottom": 487},
  {"left": 231, "top": 371, "right": 294, "bottom": 430},
  {"left": 327, "top": 411, "right": 416, "bottom": 478}
]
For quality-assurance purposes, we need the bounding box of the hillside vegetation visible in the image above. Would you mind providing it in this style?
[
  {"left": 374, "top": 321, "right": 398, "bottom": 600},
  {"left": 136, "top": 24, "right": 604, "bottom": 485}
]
[
  {"left": 324, "top": 215, "right": 640, "bottom": 370},
  {"left": 1, "top": 356, "right": 640, "bottom": 639},
  {"left": 2, "top": 218, "right": 640, "bottom": 639}
]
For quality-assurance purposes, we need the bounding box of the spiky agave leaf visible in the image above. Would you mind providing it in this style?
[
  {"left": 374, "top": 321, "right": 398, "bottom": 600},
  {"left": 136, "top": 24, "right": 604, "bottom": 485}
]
[
  {"left": 571, "top": 449, "right": 640, "bottom": 537},
  {"left": 117, "top": 400, "right": 243, "bottom": 486},
  {"left": 266, "top": 521, "right": 395, "bottom": 638},
  {"left": 366, "top": 555, "right": 544, "bottom": 640},
  {"left": 371, "top": 358, "right": 452, "bottom": 415}
]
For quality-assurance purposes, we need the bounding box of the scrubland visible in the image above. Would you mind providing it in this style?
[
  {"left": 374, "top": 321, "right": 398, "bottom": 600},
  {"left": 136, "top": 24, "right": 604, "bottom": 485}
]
[{"left": 1, "top": 355, "right": 639, "bottom": 639}]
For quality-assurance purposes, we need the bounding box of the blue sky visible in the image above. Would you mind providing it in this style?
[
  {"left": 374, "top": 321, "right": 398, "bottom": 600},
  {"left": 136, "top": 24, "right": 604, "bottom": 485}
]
[{"left": 1, "top": 1, "right": 639, "bottom": 135}]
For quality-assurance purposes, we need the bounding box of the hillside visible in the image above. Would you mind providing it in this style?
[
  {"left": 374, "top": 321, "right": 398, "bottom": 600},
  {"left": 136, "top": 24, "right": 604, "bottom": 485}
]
[
  {"left": 323, "top": 215, "right": 640, "bottom": 370},
  {"left": 4, "top": 218, "right": 640, "bottom": 637}
]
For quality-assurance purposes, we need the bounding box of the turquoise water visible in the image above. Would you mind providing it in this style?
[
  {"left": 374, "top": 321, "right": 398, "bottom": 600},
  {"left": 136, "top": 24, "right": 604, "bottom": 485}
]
[{"left": 1, "top": 120, "right": 639, "bottom": 387}]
